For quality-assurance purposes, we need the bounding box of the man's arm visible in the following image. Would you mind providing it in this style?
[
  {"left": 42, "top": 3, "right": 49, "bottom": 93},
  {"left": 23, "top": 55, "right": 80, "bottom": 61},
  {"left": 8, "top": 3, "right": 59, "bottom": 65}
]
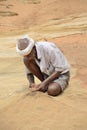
[
  {"left": 24, "top": 56, "right": 44, "bottom": 82},
  {"left": 32, "top": 71, "right": 61, "bottom": 91},
  {"left": 42, "top": 71, "right": 61, "bottom": 86},
  {"left": 27, "top": 73, "right": 35, "bottom": 88}
]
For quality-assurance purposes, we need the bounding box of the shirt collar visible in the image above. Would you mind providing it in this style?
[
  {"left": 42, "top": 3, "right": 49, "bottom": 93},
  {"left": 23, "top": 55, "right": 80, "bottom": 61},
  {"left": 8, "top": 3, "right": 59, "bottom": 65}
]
[{"left": 35, "top": 43, "right": 41, "bottom": 59}]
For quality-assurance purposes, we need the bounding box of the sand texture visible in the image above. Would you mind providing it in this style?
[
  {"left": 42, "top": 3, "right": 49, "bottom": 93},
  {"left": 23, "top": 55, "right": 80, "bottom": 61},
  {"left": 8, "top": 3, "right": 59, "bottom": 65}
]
[{"left": 0, "top": 0, "right": 87, "bottom": 130}]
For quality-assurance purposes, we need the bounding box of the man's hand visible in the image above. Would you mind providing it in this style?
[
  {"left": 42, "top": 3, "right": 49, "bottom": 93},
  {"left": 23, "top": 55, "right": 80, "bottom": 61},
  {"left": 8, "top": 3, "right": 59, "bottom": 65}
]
[
  {"left": 29, "top": 83, "right": 35, "bottom": 88},
  {"left": 31, "top": 83, "right": 47, "bottom": 92}
]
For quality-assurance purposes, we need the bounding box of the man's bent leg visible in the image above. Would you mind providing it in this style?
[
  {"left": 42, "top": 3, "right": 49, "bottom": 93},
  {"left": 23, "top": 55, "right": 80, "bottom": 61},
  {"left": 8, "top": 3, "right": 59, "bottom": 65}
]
[
  {"left": 47, "top": 82, "right": 62, "bottom": 96},
  {"left": 47, "top": 71, "right": 70, "bottom": 96}
]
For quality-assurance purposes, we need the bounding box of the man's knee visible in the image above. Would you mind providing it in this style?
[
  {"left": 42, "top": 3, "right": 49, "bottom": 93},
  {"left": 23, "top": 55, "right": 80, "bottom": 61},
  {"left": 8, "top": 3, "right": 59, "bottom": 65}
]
[{"left": 47, "top": 82, "right": 62, "bottom": 96}]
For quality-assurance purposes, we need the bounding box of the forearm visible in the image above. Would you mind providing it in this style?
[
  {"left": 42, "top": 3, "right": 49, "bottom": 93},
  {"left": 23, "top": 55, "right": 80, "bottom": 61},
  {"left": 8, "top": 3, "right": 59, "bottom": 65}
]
[
  {"left": 27, "top": 73, "right": 35, "bottom": 84},
  {"left": 42, "top": 71, "right": 61, "bottom": 86}
]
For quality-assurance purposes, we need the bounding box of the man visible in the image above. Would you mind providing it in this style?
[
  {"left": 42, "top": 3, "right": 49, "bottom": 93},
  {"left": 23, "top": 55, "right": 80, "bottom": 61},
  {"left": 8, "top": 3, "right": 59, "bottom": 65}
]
[{"left": 16, "top": 35, "right": 70, "bottom": 96}]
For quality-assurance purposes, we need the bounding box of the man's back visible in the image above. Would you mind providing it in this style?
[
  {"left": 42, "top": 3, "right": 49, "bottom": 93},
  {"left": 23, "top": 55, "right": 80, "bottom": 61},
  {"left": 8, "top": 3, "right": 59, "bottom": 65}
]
[{"left": 35, "top": 41, "right": 70, "bottom": 75}]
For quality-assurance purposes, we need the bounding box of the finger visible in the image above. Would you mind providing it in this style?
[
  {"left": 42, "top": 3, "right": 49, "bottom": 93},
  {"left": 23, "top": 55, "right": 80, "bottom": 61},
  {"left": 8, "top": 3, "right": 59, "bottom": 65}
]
[
  {"left": 31, "top": 88, "right": 37, "bottom": 92},
  {"left": 31, "top": 87, "right": 40, "bottom": 92},
  {"left": 31, "top": 84, "right": 36, "bottom": 88}
]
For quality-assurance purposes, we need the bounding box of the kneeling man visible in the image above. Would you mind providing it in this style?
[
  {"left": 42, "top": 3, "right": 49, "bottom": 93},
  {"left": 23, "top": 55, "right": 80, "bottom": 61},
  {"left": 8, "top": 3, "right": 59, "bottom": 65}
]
[{"left": 16, "top": 35, "right": 70, "bottom": 96}]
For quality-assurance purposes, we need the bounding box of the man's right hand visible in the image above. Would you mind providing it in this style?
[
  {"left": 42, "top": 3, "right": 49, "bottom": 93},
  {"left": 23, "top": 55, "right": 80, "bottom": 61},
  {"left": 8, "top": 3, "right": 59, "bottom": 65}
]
[{"left": 29, "top": 83, "right": 35, "bottom": 88}]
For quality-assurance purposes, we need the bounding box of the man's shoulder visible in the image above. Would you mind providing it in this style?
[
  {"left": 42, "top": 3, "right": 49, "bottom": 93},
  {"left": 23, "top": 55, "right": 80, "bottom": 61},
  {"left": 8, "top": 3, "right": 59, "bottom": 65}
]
[{"left": 36, "top": 41, "right": 57, "bottom": 49}]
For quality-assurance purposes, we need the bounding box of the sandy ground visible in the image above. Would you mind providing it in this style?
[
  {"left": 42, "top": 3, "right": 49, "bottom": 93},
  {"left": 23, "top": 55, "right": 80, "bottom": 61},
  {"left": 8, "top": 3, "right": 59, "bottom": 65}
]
[{"left": 0, "top": 0, "right": 87, "bottom": 130}]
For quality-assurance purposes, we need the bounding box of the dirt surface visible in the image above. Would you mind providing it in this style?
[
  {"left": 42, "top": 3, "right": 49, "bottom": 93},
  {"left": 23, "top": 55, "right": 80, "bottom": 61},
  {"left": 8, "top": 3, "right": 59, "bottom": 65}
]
[{"left": 0, "top": 0, "right": 87, "bottom": 130}]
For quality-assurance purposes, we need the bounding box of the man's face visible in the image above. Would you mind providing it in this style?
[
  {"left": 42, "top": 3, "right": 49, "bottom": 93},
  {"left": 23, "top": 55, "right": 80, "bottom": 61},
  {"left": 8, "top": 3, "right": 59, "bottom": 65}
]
[{"left": 18, "top": 38, "right": 29, "bottom": 50}]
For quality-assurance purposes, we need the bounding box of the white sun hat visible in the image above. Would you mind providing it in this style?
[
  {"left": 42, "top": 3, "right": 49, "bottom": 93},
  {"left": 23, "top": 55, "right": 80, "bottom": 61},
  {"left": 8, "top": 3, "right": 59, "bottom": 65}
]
[{"left": 16, "top": 35, "right": 35, "bottom": 56}]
